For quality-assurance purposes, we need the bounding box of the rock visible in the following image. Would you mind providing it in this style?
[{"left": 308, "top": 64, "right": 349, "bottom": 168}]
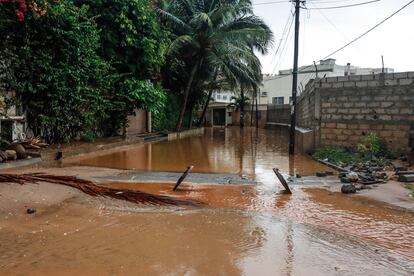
[
  {"left": 346, "top": 171, "right": 359, "bottom": 182},
  {"left": 296, "top": 174, "right": 302, "bottom": 178},
  {"left": 26, "top": 208, "right": 36, "bottom": 214},
  {"left": 316, "top": 172, "right": 327, "bottom": 177},
  {"left": 341, "top": 184, "right": 356, "bottom": 194},
  {"left": 398, "top": 174, "right": 414, "bottom": 182},
  {"left": 5, "top": 150, "right": 17, "bottom": 160},
  {"left": 354, "top": 184, "right": 366, "bottom": 190},
  {"left": 325, "top": 171, "right": 334, "bottom": 176},
  {"left": 6, "top": 144, "right": 27, "bottom": 159},
  {"left": 340, "top": 177, "right": 351, "bottom": 183}
]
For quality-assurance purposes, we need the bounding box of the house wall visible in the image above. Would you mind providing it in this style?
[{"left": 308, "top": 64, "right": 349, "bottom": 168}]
[
  {"left": 126, "top": 109, "right": 149, "bottom": 136},
  {"left": 267, "top": 72, "right": 414, "bottom": 152}
]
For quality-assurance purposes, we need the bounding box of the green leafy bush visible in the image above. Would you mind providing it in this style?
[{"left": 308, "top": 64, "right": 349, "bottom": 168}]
[
  {"left": 313, "top": 147, "right": 363, "bottom": 165},
  {"left": 357, "top": 132, "right": 387, "bottom": 158}
]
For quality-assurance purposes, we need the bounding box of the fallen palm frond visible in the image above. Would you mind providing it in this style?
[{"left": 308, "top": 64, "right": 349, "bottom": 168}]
[
  {"left": 0, "top": 173, "right": 199, "bottom": 206},
  {"left": 20, "top": 137, "right": 49, "bottom": 149}
]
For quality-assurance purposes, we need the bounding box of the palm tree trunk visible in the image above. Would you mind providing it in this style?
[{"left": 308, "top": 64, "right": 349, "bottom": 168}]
[
  {"left": 240, "top": 88, "right": 245, "bottom": 128},
  {"left": 176, "top": 61, "right": 199, "bottom": 132},
  {"left": 188, "top": 103, "right": 194, "bottom": 129},
  {"left": 198, "top": 89, "right": 213, "bottom": 127}
]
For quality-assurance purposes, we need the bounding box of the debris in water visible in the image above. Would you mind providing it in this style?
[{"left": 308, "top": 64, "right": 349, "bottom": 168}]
[
  {"left": 26, "top": 208, "right": 36, "bottom": 214},
  {"left": 173, "top": 165, "right": 194, "bottom": 191},
  {"left": 273, "top": 168, "right": 292, "bottom": 194},
  {"left": 341, "top": 184, "right": 356, "bottom": 194},
  {"left": 0, "top": 173, "right": 199, "bottom": 206},
  {"left": 316, "top": 172, "right": 327, "bottom": 177}
]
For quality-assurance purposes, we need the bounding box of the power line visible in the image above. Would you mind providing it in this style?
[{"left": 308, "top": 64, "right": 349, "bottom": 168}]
[
  {"left": 253, "top": 0, "right": 290, "bottom": 6},
  {"left": 307, "top": 0, "right": 380, "bottom": 10},
  {"left": 271, "top": 13, "right": 295, "bottom": 74},
  {"left": 269, "top": 0, "right": 414, "bottom": 79},
  {"left": 266, "top": 10, "right": 294, "bottom": 72},
  {"left": 320, "top": 0, "right": 414, "bottom": 59}
]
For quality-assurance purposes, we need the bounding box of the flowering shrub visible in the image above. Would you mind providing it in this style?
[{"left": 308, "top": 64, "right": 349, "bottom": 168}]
[
  {"left": 0, "top": 0, "right": 167, "bottom": 142},
  {"left": 0, "top": 0, "right": 48, "bottom": 21}
]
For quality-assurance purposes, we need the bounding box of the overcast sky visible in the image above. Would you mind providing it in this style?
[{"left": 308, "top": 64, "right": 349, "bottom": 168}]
[{"left": 253, "top": 0, "right": 414, "bottom": 74}]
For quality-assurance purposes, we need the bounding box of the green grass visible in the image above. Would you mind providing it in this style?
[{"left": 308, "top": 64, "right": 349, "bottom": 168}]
[
  {"left": 404, "top": 183, "right": 414, "bottom": 197},
  {"left": 312, "top": 146, "right": 364, "bottom": 166}
]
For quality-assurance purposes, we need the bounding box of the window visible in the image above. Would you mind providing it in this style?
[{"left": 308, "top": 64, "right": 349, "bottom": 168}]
[
  {"left": 272, "top": 97, "right": 284, "bottom": 105},
  {"left": 223, "top": 95, "right": 227, "bottom": 100},
  {"left": 289, "top": 97, "right": 292, "bottom": 104},
  {"left": 216, "top": 95, "right": 221, "bottom": 100},
  {"left": 261, "top": 91, "right": 268, "bottom": 97}
]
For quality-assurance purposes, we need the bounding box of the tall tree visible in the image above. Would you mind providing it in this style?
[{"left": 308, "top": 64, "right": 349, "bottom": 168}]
[{"left": 157, "top": 0, "right": 273, "bottom": 131}]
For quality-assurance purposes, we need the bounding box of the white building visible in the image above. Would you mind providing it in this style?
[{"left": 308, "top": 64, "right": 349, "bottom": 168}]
[{"left": 260, "top": 59, "right": 394, "bottom": 105}]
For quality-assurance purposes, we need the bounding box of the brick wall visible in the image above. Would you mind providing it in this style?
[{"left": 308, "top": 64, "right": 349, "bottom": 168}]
[
  {"left": 303, "top": 72, "right": 414, "bottom": 151},
  {"left": 267, "top": 72, "right": 414, "bottom": 152}
]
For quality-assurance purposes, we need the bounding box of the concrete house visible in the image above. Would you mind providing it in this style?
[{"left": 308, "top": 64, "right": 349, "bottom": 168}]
[{"left": 260, "top": 59, "right": 394, "bottom": 105}]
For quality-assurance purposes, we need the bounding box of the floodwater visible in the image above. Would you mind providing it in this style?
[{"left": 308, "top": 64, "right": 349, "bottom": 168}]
[
  {"left": 72, "top": 127, "right": 330, "bottom": 183},
  {"left": 1, "top": 127, "right": 414, "bottom": 275}
]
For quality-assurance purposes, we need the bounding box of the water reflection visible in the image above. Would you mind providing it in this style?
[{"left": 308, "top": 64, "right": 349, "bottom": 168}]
[{"left": 72, "top": 127, "right": 329, "bottom": 179}]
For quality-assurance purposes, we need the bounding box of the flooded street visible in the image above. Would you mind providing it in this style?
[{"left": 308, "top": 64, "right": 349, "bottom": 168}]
[
  {"left": 1, "top": 127, "right": 414, "bottom": 275},
  {"left": 73, "top": 127, "right": 330, "bottom": 183}
]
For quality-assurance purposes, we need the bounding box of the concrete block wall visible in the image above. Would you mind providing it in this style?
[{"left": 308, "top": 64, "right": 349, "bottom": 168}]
[{"left": 298, "top": 72, "right": 414, "bottom": 152}]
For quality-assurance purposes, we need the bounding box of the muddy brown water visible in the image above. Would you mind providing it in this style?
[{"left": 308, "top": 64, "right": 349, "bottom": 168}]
[{"left": 1, "top": 127, "right": 414, "bottom": 275}]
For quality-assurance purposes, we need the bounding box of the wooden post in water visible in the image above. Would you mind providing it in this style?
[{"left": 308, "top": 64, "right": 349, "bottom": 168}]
[
  {"left": 273, "top": 168, "right": 292, "bottom": 194},
  {"left": 173, "top": 165, "right": 194, "bottom": 191}
]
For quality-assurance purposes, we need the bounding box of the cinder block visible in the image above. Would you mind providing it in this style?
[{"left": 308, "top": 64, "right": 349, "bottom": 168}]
[
  {"left": 344, "top": 82, "right": 355, "bottom": 87},
  {"left": 332, "top": 82, "right": 344, "bottom": 88},
  {"left": 337, "top": 76, "right": 349, "bottom": 82},
  {"left": 385, "top": 80, "right": 398, "bottom": 86},
  {"left": 400, "top": 108, "right": 413, "bottom": 115},
  {"left": 361, "top": 75, "right": 374, "bottom": 81},
  {"left": 337, "top": 123, "right": 347, "bottom": 129},
  {"left": 327, "top": 77, "right": 339, "bottom": 83},
  {"left": 367, "top": 81, "right": 380, "bottom": 87},
  {"left": 321, "top": 83, "right": 332, "bottom": 88},
  {"left": 378, "top": 115, "right": 392, "bottom": 121},
  {"left": 381, "top": 102, "right": 394, "bottom": 108},
  {"left": 354, "top": 102, "right": 367, "bottom": 108},
  {"left": 326, "top": 122, "right": 336, "bottom": 128},
  {"left": 356, "top": 81, "right": 368, "bottom": 87},
  {"left": 394, "top": 72, "right": 408, "bottom": 79},
  {"left": 399, "top": 78, "right": 413, "bottom": 86},
  {"left": 350, "top": 75, "right": 362, "bottom": 81}
]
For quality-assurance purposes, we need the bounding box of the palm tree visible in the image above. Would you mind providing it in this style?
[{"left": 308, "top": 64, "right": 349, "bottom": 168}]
[
  {"left": 228, "top": 91, "right": 250, "bottom": 127},
  {"left": 157, "top": 0, "right": 273, "bottom": 131}
]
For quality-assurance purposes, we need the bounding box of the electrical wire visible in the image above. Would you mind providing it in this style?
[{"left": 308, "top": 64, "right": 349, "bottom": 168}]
[
  {"left": 270, "top": 0, "right": 414, "bottom": 79},
  {"left": 320, "top": 0, "right": 414, "bottom": 59},
  {"left": 266, "top": 10, "right": 294, "bottom": 72},
  {"left": 271, "top": 13, "right": 295, "bottom": 74},
  {"left": 307, "top": 0, "right": 380, "bottom": 10},
  {"left": 253, "top": 0, "right": 290, "bottom": 6}
]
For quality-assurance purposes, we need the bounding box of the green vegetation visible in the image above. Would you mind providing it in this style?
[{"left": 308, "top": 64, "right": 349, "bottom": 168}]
[
  {"left": 0, "top": 0, "right": 272, "bottom": 142},
  {"left": 403, "top": 183, "right": 414, "bottom": 197},
  {"left": 313, "top": 147, "right": 364, "bottom": 166},
  {"left": 158, "top": 0, "right": 273, "bottom": 130},
  {"left": 357, "top": 132, "right": 387, "bottom": 159},
  {"left": 0, "top": 0, "right": 167, "bottom": 143},
  {"left": 313, "top": 133, "right": 395, "bottom": 166}
]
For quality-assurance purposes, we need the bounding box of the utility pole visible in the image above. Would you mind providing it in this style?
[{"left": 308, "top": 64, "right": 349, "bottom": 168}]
[{"left": 289, "top": 0, "right": 303, "bottom": 155}]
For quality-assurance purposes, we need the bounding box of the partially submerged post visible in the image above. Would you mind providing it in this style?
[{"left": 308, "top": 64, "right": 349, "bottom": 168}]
[
  {"left": 173, "top": 165, "right": 194, "bottom": 191},
  {"left": 273, "top": 168, "right": 292, "bottom": 194}
]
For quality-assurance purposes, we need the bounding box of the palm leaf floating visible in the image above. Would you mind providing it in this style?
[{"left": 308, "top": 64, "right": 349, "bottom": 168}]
[{"left": 0, "top": 173, "right": 199, "bottom": 206}]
